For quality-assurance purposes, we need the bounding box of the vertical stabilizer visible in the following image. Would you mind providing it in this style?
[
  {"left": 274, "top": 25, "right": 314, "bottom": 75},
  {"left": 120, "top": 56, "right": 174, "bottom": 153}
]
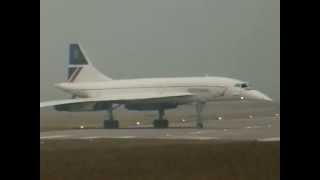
[{"left": 67, "top": 44, "right": 112, "bottom": 83}]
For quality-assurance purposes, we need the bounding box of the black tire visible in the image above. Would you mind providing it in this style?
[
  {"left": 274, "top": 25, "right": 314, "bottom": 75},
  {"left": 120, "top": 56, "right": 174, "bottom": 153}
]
[
  {"left": 104, "top": 120, "right": 119, "bottom": 129},
  {"left": 196, "top": 122, "right": 204, "bottom": 129},
  {"left": 153, "top": 119, "right": 169, "bottom": 128}
]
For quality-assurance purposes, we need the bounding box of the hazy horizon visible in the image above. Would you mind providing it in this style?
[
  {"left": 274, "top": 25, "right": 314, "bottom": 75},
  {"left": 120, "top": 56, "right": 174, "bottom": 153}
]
[{"left": 41, "top": 0, "right": 280, "bottom": 101}]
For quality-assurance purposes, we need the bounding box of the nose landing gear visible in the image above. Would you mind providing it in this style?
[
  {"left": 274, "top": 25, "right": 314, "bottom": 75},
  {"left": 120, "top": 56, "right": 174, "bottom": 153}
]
[{"left": 153, "top": 108, "right": 169, "bottom": 128}]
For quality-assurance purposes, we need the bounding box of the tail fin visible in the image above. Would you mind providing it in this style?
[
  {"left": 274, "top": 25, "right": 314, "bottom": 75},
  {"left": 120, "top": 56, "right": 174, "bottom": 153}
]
[{"left": 67, "top": 44, "right": 112, "bottom": 83}]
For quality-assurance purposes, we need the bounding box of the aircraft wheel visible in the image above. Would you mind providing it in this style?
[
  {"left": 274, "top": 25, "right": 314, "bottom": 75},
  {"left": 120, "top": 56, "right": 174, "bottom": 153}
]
[
  {"left": 104, "top": 120, "right": 119, "bottom": 129},
  {"left": 153, "top": 119, "right": 169, "bottom": 128},
  {"left": 196, "top": 122, "right": 204, "bottom": 129}
]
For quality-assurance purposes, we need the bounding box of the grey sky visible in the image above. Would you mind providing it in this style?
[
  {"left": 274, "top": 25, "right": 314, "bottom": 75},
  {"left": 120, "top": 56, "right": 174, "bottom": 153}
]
[{"left": 40, "top": 0, "right": 280, "bottom": 101}]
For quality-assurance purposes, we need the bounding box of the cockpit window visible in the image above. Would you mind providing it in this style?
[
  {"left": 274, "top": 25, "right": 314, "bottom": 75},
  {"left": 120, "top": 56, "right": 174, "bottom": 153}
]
[
  {"left": 241, "top": 83, "right": 248, "bottom": 88},
  {"left": 235, "top": 82, "right": 249, "bottom": 89}
]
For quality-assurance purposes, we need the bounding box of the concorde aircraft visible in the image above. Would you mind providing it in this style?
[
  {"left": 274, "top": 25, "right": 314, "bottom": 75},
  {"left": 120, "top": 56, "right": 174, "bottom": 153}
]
[{"left": 40, "top": 44, "right": 272, "bottom": 129}]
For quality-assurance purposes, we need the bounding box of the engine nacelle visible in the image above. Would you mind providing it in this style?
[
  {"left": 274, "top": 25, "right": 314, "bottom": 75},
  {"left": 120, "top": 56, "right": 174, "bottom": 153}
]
[
  {"left": 125, "top": 103, "right": 178, "bottom": 111},
  {"left": 54, "top": 102, "right": 111, "bottom": 112}
]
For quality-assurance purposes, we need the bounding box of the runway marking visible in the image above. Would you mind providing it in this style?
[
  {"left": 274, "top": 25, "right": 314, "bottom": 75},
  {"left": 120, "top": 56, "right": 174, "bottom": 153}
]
[
  {"left": 189, "top": 131, "right": 202, "bottom": 135},
  {"left": 189, "top": 136, "right": 220, "bottom": 140},
  {"left": 258, "top": 137, "right": 280, "bottom": 142},
  {"left": 79, "top": 136, "right": 102, "bottom": 140},
  {"left": 40, "top": 135, "right": 67, "bottom": 139},
  {"left": 156, "top": 136, "right": 220, "bottom": 140},
  {"left": 245, "top": 125, "right": 262, "bottom": 129},
  {"left": 116, "top": 136, "right": 137, "bottom": 139}
]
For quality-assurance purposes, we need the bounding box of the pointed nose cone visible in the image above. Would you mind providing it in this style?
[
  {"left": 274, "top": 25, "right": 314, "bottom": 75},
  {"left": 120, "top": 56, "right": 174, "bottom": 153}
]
[
  {"left": 54, "top": 83, "right": 69, "bottom": 91},
  {"left": 242, "top": 90, "right": 273, "bottom": 101},
  {"left": 54, "top": 83, "right": 64, "bottom": 90}
]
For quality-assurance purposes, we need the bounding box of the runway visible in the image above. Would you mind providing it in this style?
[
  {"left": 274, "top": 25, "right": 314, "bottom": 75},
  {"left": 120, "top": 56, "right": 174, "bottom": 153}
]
[{"left": 40, "top": 115, "right": 280, "bottom": 141}]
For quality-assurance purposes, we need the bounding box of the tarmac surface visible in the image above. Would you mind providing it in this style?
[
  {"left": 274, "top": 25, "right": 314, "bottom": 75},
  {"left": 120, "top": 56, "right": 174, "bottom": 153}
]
[
  {"left": 40, "top": 101, "right": 280, "bottom": 141},
  {"left": 40, "top": 115, "right": 280, "bottom": 141}
]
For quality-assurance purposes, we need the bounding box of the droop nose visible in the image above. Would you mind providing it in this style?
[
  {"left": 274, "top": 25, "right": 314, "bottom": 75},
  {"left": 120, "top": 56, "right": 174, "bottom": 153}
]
[
  {"left": 242, "top": 90, "right": 273, "bottom": 101},
  {"left": 54, "top": 83, "right": 70, "bottom": 92},
  {"left": 54, "top": 83, "right": 64, "bottom": 90}
]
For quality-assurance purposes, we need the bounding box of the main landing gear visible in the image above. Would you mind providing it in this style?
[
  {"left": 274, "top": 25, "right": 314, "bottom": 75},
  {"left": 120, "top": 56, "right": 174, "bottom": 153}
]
[
  {"left": 152, "top": 102, "right": 206, "bottom": 129},
  {"left": 104, "top": 106, "right": 119, "bottom": 129},
  {"left": 153, "top": 108, "right": 169, "bottom": 128},
  {"left": 103, "top": 102, "right": 206, "bottom": 129},
  {"left": 195, "top": 102, "right": 206, "bottom": 129}
]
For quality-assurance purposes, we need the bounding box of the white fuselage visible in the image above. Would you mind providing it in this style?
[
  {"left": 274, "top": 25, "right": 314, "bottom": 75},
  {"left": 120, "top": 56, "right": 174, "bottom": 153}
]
[{"left": 56, "top": 76, "right": 271, "bottom": 104}]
